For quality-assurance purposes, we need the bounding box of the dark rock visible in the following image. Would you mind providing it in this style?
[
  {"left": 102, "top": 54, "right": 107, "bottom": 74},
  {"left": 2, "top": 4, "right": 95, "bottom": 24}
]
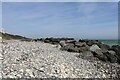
[
  {"left": 93, "top": 49, "right": 103, "bottom": 56},
  {"left": 92, "top": 50, "right": 108, "bottom": 61},
  {"left": 67, "top": 43, "right": 75, "bottom": 47},
  {"left": 60, "top": 47, "right": 67, "bottom": 51},
  {"left": 65, "top": 40, "right": 76, "bottom": 44},
  {"left": 111, "top": 45, "right": 120, "bottom": 55},
  {"left": 75, "top": 42, "right": 86, "bottom": 47},
  {"left": 60, "top": 43, "right": 74, "bottom": 51},
  {"left": 79, "top": 39, "right": 88, "bottom": 42},
  {"left": 104, "top": 51, "right": 117, "bottom": 63},
  {"left": 44, "top": 38, "right": 59, "bottom": 44},
  {"left": 33, "top": 38, "right": 43, "bottom": 42},
  {"left": 60, "top": 38, "right": 74, "bottom": 41},
  {"left": 44, "top": 40, "right": 50, "bottom": 43},
  {"left": 91, "top": 49, "right": 119, "bottom": 63},
  {"left": 95, "top": 54, "right": 108, "bottom": 62},
  {"left": 78, "top": 51, "right": 94, "bottom": 59},
  {"left": 51, "top": 42, "right": 59, "bottom": 45},
  {"left": 87, "top": 40, "right": 100, "bottom": 46},
  {"left": 48, "top": 38, "right": 60, "bottom": 43},
  {"left": 39, "top": 38, "right": 45, "bottom": 41},
  {"left": 55, "top": 38, "right": 74, "bottom": 41},
  {"left": 101, "top": 49, "right": 108, "bottom": 54},
  {"left": 79, "top": 45, "right": 90, "bottom": 52},
  {"left": 44, "top": 37, "right": 75, "bottom": 44},
  {"left": 67, "top": 47, "right": 79, "bottom": 53},
  {"left": 107, "top": 50, "right": 116, "bottom": 55},
  {"left": 111, "top": 45, "right": 120, "bottom": 63},
  {"left": 32, "top": 38, "right": 45, "bottom": 42},
  {"left": 21, "top": 39, "right": 33, "bottom": 42},
  {"left": 93, "top": 49, "right": 117, "bottom": 62},
  {"left": 116, "top": 56, "right": 120, "bottom": 64},
  {"left": 98, "top": 44, "right": 110, "bottom": 50}
]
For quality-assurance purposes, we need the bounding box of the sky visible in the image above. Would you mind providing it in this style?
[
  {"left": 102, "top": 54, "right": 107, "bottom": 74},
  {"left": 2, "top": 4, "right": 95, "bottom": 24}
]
[
  {"left": 0, "top": 2, "right": 2, "bottom": 27},
  {"left": 1, "top": 0, "right": 119, "bottom": 2},
  {"left": 2, "top": 2, "right": 118, "bottom": 39}
]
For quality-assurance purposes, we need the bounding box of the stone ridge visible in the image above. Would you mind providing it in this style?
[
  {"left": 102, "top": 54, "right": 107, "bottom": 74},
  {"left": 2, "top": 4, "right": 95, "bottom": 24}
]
[{"left": 32, "top": 38, "right": 120, "bottom": 64}]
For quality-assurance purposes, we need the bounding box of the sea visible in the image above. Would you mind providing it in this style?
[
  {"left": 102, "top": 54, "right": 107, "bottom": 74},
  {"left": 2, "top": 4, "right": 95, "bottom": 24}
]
[
  {"left": 75, "top": 38, "right": 119, "bottom": 46},
  {"left": 100, "top": 40, "right": 120, "bottom": 46}
]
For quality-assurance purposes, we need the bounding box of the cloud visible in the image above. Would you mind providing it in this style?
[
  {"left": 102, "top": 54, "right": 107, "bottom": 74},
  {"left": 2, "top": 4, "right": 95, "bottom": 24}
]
[
  {"left": 2, "top": 2, "right": 118, "bottom": 39},
  {"left": 77, "top": 3, "right": 97, "bottom": 15}
]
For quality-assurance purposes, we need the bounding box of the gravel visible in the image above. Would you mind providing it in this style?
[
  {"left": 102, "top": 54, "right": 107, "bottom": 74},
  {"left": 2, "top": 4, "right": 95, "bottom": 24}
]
[{"left": 0, "top": 40, "right": 120, "bottom": 78}]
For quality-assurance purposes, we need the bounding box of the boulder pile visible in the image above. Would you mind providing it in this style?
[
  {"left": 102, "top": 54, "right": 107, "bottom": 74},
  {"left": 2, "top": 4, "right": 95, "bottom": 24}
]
[{"left": 32, "top": 38, "right": 120, "bottom": 64}]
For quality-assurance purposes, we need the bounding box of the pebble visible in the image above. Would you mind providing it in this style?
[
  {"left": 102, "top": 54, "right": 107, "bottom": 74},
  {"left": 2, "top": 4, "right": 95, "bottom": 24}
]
[{"left": 0, "top": 40, "right": 120, "bottom": 78}]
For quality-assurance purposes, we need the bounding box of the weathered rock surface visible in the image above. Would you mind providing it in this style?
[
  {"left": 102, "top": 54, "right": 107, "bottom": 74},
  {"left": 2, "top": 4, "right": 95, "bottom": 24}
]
[
  {"left": 87, "top": 40, "right": 99, "bottom": 46},
  {"left": 67, "top": 47, "right": 79, "bottom": 53},
  {"left": 59, "top": 41, "right": 66, "bottom": 47},
  {"left": 104, "top": 52, "right": 117, "bottom": 63},
  {"left": 75, "top": 42, "right": 86, "bottom": 47},
  {"left": 111, "top": 45, "right": 120, "bottom": 63},
  {"left": 98, "top": 44, "right": 110, "bottom": 50},
  {"left": 79, "top": 46, "right": 90, "bottom": 52},
  {"left": 90, "top": 44, "right": 101, "bottom": 52},
  {"left": 1, "top": 40, "right": 120, "bottom": 78}
]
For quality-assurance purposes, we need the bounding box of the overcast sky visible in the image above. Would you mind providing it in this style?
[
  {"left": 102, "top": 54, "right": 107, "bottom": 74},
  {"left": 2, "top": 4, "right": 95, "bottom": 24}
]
[{"left": 2, "top": 2, "right": 118, "bottom": 39}]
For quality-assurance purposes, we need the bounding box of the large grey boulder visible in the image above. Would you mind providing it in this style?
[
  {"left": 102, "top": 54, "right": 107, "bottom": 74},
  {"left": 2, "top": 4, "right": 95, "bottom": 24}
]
[
  {"left": 33, "top": 38, "right": 45, "bottom": 42},
  {"left": 59, "top": 41, "right": 66, "bottom": 47},
  {"left": 60, "top": 43, "right": 74, "bottom": 51},
  {"left": 90, "top": 44, "right": 101, "bottom": 52},
  {"left": 101, "top": 49, "right": 108, "bottom": 54},
  {"left": 79, "top": 45, "right": 90, "bottom": 52},
  {"left": 91, "top": 49, "right": 118, "bottom": 63},
  {"left": 67, "top": 47, "right": 79, "bottom": 53},
  {"left": 60, "top": 45, "right": 70, "bottom": 51},
  {"left": 104, "top": 50, "right": 117, "bottom": 63},
  {"left": 93, "top": 49, "right": 103, "bottom": 56},
  {"left": 111, "top": 45, "right": 120, "bottom": 55},
  {"left": 65, "top": 40, "right": 76, "bottom": 44},
  {"left": 75, "top": 42, "right": 86, "bottom": 47},
  {"left": 87, "top": 40, "right": 99, "bottom": 46},
  {"left": 93, "top": 49, "right": 108, "bottom": 62},
  {"left": 44, "top": 40, "right": 50, "bottom": 43},
  {"left": 79, "top": 39, "right": 87, "bottom": 42},
  {"left": 95, "top": 54, "right": 108, "bottom": 62},
  {"left": 111, "top": 45, "right": 120, "bottom": 63},
  {"left": 49, "top": 38, "right": 61, "bottom": 44},
  {"left": 78, "top": 51, "right": 94, "bottom": 60},
  {"left": 44, "top": 38, "right": 62, "bottom": 44},
  {"left": 107, "top": 50, "right": 116, "bottom": 55},
  {"left": 98, "top": 44, "right": 110, "bottom": 50},
  {"left": 60, "top": 38, "right": 74, "bottom": 41}
]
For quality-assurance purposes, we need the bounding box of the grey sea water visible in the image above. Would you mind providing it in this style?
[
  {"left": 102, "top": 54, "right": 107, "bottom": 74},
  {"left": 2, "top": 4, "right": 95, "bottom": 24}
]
[
  {"left": 75, "top": 38, "right": 119, "bottom": 46},
  {"left": 100, "top": 40, "right": 120, "bottom": 46}
]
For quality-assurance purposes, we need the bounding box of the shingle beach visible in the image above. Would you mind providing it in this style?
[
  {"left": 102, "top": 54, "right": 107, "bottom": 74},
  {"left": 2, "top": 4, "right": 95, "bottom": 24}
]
[{"left": 0, "top": 40, "right": 120, "bottom": 78}]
